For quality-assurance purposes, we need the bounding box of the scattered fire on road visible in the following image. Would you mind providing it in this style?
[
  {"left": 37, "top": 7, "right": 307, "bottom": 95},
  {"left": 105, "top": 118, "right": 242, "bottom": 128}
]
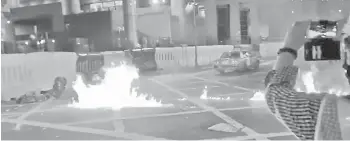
[
  {"left": 250, "top": 64, "right": 350, "bottom": 102},
  {"left": 250, "top": 91, "right": 265, "bottom": 101},
  {"left": 70, "top": 63, "right": 166, "bottom": 110},
  {"left": 200, "top": 86, "right": 230, "bottom": 100}
]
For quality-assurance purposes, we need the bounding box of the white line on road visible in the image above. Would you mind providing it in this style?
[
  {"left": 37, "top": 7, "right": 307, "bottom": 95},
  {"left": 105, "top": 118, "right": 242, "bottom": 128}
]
[
  {"left": 187, "top": 80, "right": 207, "bottom": 84},
  {"left": 112, "top": 111, "right": 125, "bottom": 133},
  {"left": 179, "top": 85, "right": 221, "bottom": 91},
  {"left": 213, "top": 92, "right": 250, "bottom": 97},
  {"left": 14, "top": 97, "right": 54, "bottom": 130},
  {"left": 1, "top": 102, "right": 39, "bottom": 108},
  {"left": 205, "top": 71, "right": 267, "bottom": 85},
  {"left": 191, "top": 76, "right": 254, "bottom": 92},
  {"left": 150, "top": 78, "right": 268, "bottom": 140},
  {"left": 62, "top": 106, "right": 265, "bottom": 126},
  {"left": 1, "top": 105, "right": 69, "bottom": 117},
  {"left": 210, "top": 131, "right": 295, "bottom": 140},
  {"left": 2, "top": 118, "right": 165, "bottom": 140}
]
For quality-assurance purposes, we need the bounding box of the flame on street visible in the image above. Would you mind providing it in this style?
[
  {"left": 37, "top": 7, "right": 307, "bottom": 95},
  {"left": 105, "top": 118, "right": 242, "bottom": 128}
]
[
  {"left": 250, "top": 91, "right": 265, "bottom": 101},
  {"left": 70, "top": 63, "right": 165, "bottom": 109},
  {"left": 200, "top": 86, "right": 230, "bottom": 100}
]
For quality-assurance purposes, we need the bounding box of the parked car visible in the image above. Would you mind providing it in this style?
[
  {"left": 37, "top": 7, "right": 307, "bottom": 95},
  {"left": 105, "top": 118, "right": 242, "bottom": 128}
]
[{"left": 213, "top": 47, "right": 261, "bottom": 74}]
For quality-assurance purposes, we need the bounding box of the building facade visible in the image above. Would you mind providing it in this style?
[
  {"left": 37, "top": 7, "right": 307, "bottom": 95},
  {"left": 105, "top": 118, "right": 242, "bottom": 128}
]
[{"left": 2, "top": 0, "right": 350, "bottom": 52}]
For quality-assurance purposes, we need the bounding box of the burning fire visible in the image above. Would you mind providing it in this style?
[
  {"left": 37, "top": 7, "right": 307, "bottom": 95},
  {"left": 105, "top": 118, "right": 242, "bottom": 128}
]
[
  {"left": 250, "top": 63, "right": 349, "bottom": 101},
  {"left": 250, "top": 91, "right": 265, "bottom": 101},
  {"left": 200, "top": 86, "right": 230, "bottom": 100},
  {"left": 297, "top": 62, "right": 350, "bottom": 96},
  {"left": 70, "top": 63, "right": 166, "bottom": 109}
]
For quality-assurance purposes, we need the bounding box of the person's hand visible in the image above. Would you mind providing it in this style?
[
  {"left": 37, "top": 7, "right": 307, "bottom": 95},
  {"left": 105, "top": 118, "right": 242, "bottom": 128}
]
[
  {"left": 283, "top": 20, "right": 311, "bottom": 51},
  {"left": 293, "top": 14, "right": 350, "bottom": 94}
]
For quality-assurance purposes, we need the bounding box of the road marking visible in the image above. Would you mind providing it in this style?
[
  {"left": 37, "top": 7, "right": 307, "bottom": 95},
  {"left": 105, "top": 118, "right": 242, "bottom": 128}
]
[
  {"left": 207, "top": 71, "right": 267, "bottom": 84},
  {"left": 179, "top": 85, "right": 221, "bottom": 91},
  {"left": 1, "top": 105, "right": 70, "bottom": 117},
  {"left": 1, "top": 102, "right": 39, "bottom": 108},
  {"left": 112, "top": 111, "right": 125, "bottom": 132},
  {"left": 14, "top": 97, "right": 54, "bottom": 130},
  {"left": 211, "top": 131, "right": 295, "bottom": 140},
  {"left": 1, "top": 99, "right": 69, "bottom": 108},
  {"left": 2, "top": 118, "right": 165, "bottom": 140},
  {"left": 150, "top": 78, "right": 268, "bottom": 140},
  {"left": 192, "top": 76, "right": 254, "bottom": 92},
  {"left": 213, "top": 92, "right": 250, "bottom": 97},
  {"left": 187, "top": 80, "right": 207, "bottom": 84},
  {"left": 190, "top": 69, "right": 214, "bottom": 76},
  {"left": 62, "top": 106, "right": 265, "bottom": 126}
]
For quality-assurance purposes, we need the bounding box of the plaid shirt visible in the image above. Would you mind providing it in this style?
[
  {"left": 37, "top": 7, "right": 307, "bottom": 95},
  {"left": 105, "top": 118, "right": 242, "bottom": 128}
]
[{"left": 265, "top": 66, "right": 343, "bottom": 140}]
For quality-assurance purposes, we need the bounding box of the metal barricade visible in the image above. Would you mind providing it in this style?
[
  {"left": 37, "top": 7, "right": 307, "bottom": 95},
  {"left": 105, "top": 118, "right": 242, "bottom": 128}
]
[
  {"left": 127, "top": 48, "right": 157, "bottom": 72},
  {"left": 76, "top": 53, "right": 104, "bottom": 83}
]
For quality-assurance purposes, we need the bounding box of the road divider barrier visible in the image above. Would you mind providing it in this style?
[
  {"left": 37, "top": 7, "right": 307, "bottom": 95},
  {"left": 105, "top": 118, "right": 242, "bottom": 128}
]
[
  {"left": 126, "top": 48, "right": 158, "bottom": 72},
  {"left": 1, "top": 42, "right": 281, "bottom": 101},
  {"left": 76, "top": 53, "right": 104, "bottom": 83},
  {"left": 1, "top": 52, "right": 77, "bottom": 101}
]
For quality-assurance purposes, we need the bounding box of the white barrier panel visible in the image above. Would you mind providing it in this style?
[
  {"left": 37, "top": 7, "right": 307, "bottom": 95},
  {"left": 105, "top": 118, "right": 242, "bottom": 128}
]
[
  {"left": 1, "top": 54, "right": 36, "bottom": 101},
  {"left": 155, "top": 48, "right": 181, "bottom": 69},
  {"left": 177, "top": 47, "right": 195, "bottom": 67},
  {"left": 197, "top": 45, "right": 233, "bottom": 66},
  {"left": 155, "top": 45, "right": 234, "bottom": 69},
  {"left": 26, "top": 52, "right": 57, "bottom": 91},
  {"left": 26, "top": 52, "right": 77, "bottom": 91},
  {"left": 1, "top": 52, "right": 77, "bottom": 101},
  {"left": 154, "top": 43, "right": 282, "bottom": 70},
  {"left": 51, "top": 52, "right": 77, "bottom": 89}
]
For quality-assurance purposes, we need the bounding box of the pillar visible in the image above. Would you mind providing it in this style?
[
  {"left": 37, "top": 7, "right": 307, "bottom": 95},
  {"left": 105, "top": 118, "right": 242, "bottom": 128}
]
[
  {"left": 248, "top": 1, "right": 260, "bottom": 45},
  {"left": 171, "top": 0, "right": 185, "bottom": 39},
  {"left": 228, "top": 1, "right": 240, "bottom": 44},
  {"left": 203, "top": 0, "right": 218, "bottom": 44},
  {"left": 61, "top": 0, "right": 81, "bottom": 15},
  {"left": 122, "top": 0, "right": 138, "bottom": 48}
]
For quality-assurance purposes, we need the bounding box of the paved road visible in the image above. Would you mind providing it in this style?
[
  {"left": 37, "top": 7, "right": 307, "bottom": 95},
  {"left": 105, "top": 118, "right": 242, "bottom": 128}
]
[{"left": 1, "top": 60, "right": 298, "bottom": 140}]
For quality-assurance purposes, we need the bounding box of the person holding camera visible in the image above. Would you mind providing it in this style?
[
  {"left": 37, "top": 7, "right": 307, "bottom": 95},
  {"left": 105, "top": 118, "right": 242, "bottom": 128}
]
[{"left": 264, "top": 16, "right": 349, "bottom": 140}]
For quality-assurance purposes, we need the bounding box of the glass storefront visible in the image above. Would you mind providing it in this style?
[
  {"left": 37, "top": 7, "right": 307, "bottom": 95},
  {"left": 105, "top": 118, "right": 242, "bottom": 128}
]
[{"left": 81, "top": 0, "right": 170, "bottom": 13}]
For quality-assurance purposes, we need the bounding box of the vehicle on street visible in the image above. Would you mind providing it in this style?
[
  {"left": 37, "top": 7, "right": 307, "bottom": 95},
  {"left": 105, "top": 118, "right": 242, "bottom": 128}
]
[{"left": 213, "top": 46, "right": 261, "bottom": 74}]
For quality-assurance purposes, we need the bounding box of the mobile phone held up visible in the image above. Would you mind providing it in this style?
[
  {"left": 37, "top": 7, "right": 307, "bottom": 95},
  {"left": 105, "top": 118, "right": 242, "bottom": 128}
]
[{"left": 304, "top": 20, "right": 341, "bottom": 61}]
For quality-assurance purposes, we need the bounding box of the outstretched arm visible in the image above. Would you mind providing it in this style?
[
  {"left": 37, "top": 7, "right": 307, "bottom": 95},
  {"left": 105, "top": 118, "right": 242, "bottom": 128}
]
[{"left": 264, "top": 52, "right": 325, "bottom": 140}]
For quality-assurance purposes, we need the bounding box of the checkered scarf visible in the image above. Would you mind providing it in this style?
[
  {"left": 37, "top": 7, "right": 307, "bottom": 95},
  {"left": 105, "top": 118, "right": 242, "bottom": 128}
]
[
  {"left": 264, "top": 66, "right": 345, "bottom": 140},
  {"left": 315, "top": 95, "right": 343, "bottom": 140}
]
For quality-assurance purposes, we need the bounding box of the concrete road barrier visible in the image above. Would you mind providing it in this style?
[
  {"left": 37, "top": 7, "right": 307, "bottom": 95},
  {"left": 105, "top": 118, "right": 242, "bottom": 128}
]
[
  {"left": 1, "top": 52, "right": 77, "bottom": 101},
  {"left": 1, "top": 42, "right": 282, "bottom": 101}
]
